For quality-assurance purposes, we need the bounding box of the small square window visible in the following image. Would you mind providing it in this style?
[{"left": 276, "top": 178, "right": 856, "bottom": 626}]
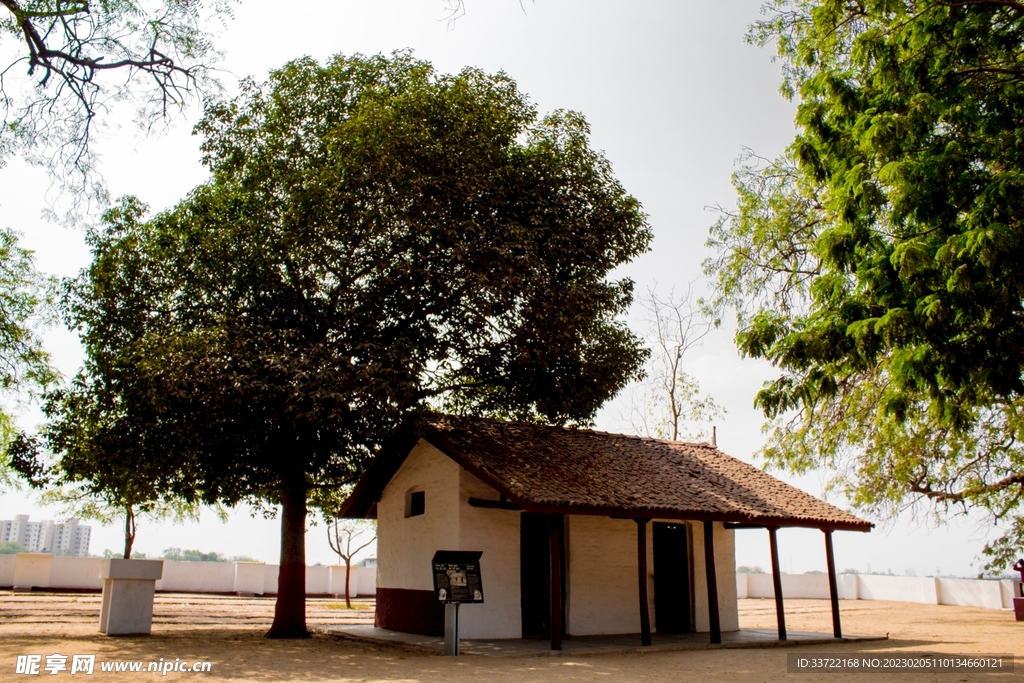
[{"left": 406, "top": 490, "right": 425, "bottom": 518}]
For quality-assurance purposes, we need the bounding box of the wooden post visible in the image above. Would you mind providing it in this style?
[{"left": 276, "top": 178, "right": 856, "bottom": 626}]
[
  {"left": 549, "top": 514, "right": 564, "bottom": 651},
  {"left": 703, "top": 520, "right": 721, "bottom": 644},
  {"left": 824, "top": 529, "right": 842, "bottom": 638},
  {"left": 636, "top": 519, "right": 652, "bottom": 646},
  {"left": 768, "top": 526, "right": 786, "bottom": 640}
]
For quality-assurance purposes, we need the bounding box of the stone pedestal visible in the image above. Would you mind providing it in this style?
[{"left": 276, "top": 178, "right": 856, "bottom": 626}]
[
  {"left": 12, "top": 553, "right": 54, "bottom": 592},
  {"left": 98, "top": 559, "right": 164, "bottom": 636}
]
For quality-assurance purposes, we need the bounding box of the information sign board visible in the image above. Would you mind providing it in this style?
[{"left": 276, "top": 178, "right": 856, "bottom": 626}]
[{"left": 432, "top": 550, "right": 483, "bottom": 604}]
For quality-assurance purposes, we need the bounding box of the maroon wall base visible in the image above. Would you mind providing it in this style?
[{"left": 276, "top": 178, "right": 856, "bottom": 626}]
[{"left": 375, "top": 587, "right": 445, "bottom": 636}]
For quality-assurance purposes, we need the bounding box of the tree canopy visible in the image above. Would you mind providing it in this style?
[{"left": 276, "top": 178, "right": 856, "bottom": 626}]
[
  {"left": 42, "top": 51, "right": 650, "bottom": 635},
  {"left": 706, "top": 0, "right": 1024, "bottom": 571}
]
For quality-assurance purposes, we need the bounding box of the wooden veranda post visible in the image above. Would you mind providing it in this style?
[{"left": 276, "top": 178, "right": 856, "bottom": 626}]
[
  {"left": 636, "top": 519, "right": 652, "bottom": 646},
  {"left": 768, "top": 526, "right": 786, "bottom": 640},
  {"left": 703, "top": 520, "right": 721, "bottom": 644},
  {"left": 824, "top": 529, "right": 842, "bottom": 638},
  {"left": 549, "top": 515, "right": 564, "bottom": 651}
]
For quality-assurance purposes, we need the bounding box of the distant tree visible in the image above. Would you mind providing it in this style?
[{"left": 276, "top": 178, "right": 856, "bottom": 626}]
[
  {"left": 0, "top": 227, "right": 56, "bottom": 488},
  {"left": 8, "top": 405, "right": 211, "bottom": 560},
  {"left": 0, "top": 0, "right": 234, "bottom": 192},
  {"left": 11, "top": 459, "right": 205, "bottom": 560},
  {"left": 705, "top": 0, "right": 1024, "bottom": 574},
  {"left": 628, "top": 284, "right": 722, "bottom": 442},
  {"left": 163, "top": 547, "right": 226, "bottom": 562},
  {"left": 47, "top": 52, "right": 650, "bottom": 638},
  {"left": 0, "top": 541, "right": 25, "bottom": 554},
  {"left": 736, "top": 565, "right": 765, "bottom": 574},
  {"left": 326, "top": 518, "right": 376, "bottom": 608},
  {"left": 102, "top": 547, "right": 145, "bottom": 559}
]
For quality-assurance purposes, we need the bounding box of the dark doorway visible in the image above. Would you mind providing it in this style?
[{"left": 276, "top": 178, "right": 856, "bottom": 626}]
[
  {"left": 653, "top": 522, "right": 692, "bottom": 633},
  {"left": 520, "top": 513, "right": 566, "bottom": 638}
]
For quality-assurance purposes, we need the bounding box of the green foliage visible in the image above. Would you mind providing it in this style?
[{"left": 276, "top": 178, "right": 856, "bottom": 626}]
[
  {"left": 736, "top": 565, "right": 765, "bottom": 574},
  {"left": 0, "top": 541, "right": 25, "bottom": 554},
  {"left": 706, "top": 0, "right": 1024, "bottom": 572},
  {"left": 162, "top": 547, "right": 234, "bottom": 562},
  {"left": 0, "top": 226, "right": 56, "bottom": 487},
  {"left": 101, "top": 548, "right": 146, "bottom": 559},
  {"left": 43, "top": 52, "right": 650, "bottom": 633}
]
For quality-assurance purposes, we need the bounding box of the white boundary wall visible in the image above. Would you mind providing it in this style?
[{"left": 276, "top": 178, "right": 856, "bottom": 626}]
[
  {"left": 1, "top": 553, "right": 376, "bottom": 597},
  {"left": 1, "top": 553, "right": 1013, "bottom": 610},
  {"left": 737, "top": 571, "right": 1020, "bottom": 610}
]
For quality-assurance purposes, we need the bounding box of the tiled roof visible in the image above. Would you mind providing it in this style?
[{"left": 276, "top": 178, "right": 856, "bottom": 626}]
[{"left": 341, "top": 415, "right": 872, "bottom": 531}]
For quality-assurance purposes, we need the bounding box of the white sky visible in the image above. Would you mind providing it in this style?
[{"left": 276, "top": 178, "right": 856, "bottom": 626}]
[{"left": 0, "top": 0, "right": 1005, "bottom": 577}]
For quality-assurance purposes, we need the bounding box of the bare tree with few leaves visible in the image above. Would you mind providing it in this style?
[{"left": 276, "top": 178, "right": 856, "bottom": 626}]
[
  {"left": 326, "top": 518, "right": 376, "bottom": 608},
  {"left": 629, "top": 283, "right": 723, "bottom": 442},
  {"left": 0, "top": 0, "right": 234, "bottom": 197},
  {"left": 441, "top": 0, "right": 532, "bottom": 28}
]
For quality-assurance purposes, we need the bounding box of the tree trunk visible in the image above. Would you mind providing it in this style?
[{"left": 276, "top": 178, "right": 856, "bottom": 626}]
[
  {"left": 122, "top": 506, "right": 136, "bottom": 559},
  {"left": 266, "top": 481, "right": 310, "bottom": 638},
  {"left": 344, "top": 559, "right": 352, "bottom": 609}
]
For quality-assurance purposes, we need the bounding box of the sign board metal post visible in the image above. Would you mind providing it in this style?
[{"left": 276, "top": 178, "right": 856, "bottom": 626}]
[
  {"left": 444, "top": 603, "right": 460, "bottom": 655},
  {"left": 432, "top": 550, "right": 484, "bottom": 657}
]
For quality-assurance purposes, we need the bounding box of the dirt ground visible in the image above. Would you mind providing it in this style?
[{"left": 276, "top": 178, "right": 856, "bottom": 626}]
[{"left": 0, "top": 593, "right": 1020, "bottom": 682}]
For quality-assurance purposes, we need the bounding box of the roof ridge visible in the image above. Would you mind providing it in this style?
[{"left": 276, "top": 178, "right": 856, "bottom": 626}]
[{"left": 432, "top": 413, "right": 717, "bottom": 449}]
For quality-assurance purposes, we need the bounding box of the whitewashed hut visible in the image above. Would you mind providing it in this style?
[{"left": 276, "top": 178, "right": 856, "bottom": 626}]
[{"left": 339, "top": 416, "right": 871, "bottom": 649}]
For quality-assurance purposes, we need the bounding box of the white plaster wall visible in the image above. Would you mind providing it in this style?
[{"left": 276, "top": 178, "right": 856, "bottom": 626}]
[
  {"left": 839, "top": 573, "right": 858, "bottom": 599},
  {"left": 234, "top": 562, "right": 265, "bottom": 594},
  {"left": 377, "top": 439, "right": 460, "bottom": 591},
  {"left": 13, "top": 553, "right": 53, "bottom": 588},
  {"left": 937, "top": 578, "right": 1004, "bottom": 610},
  {"left": 742, "top": 572, "right": 1019, "bottom": 608},
  {"left": 328, "top": 565, "right": 349, "bottom": 595},
  {"left": 50, "top": 556, "right": 104, "bottom": 589},
  {"left": 356, "top": 567, "right": 376, "bottom": 596},
  {"left": 736, "top": 572, "right": 747, "bottom": 599},
  {"left": 0, "top": 554, "right": 14, "bottom": 585},
  {"left": 1000, "top": 579, "right": 1020, "bottom": 609},
  {"left": 306, "top": 565, "right": 331, "bottom": 594},
  {"left": 264, "top": 564, "right": 279, "bottom": 594},
  {"left": 567, "top": 516, "right": 642, "bottom": 636},
  {"left": 783, "top": 573, "right": 831, "bottom": 599},
  {"left": 858, "top": 575, "right": 939, "bottom": 604},
  {"left": 456, "top": 468, "right": 522, "bottom": 639},
  {"left": 690, "top": 522, "right": 739, "bottom": 633},
  {"left": 745, "top": 572, "right": 775, "bottom": 598},
  {"left": 157, "top": 561, "right": 234, "bottom": 592},
  {"left": 746, "top": 572, "right": 860, "bottom": 601}
]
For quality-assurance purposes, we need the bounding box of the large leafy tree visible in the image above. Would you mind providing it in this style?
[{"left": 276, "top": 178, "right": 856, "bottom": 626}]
[
  {"left": 48, "top": 52, "right": 650, "bottom": 636},
  {"left": 706, "top": 0, "right": 1024, "bottom": 571}
]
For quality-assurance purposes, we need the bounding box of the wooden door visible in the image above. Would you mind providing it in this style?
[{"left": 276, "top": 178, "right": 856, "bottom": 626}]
[{"left": 519, "top": 513, "right": 565, "bottom": 638}]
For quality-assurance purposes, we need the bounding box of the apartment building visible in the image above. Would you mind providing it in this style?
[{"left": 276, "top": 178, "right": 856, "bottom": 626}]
[{"left": 0, "top": 515, "right": 91, "bottom": 556}]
